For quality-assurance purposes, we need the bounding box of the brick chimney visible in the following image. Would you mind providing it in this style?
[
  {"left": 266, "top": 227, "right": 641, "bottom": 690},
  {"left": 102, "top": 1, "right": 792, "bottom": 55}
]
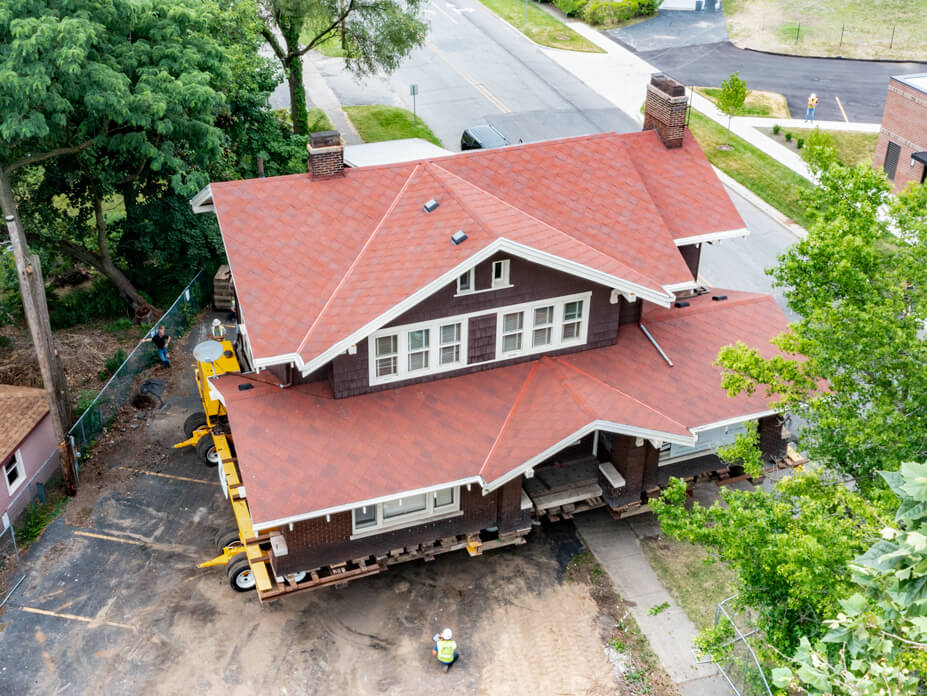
[
  {"left": 307, "top": 130, "right": 344, "bottom": 178},
  {"left": 643, "top": 74, "right": 688, "bottom": 149}
]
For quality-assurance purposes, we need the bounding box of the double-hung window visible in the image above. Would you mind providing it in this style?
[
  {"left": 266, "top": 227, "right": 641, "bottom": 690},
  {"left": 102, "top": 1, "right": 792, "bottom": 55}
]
[
  {"left": 4, "top": 450, "right": 24, "bottom": 495},
  {"left": 370, "top": 317, "right": 467, "bottom": 384},
  {"left": 496, "top": 292, "right": 590, "bottom": 358},
  {"left": 352, "top": 486, "right": 461, "bottom": 535}
]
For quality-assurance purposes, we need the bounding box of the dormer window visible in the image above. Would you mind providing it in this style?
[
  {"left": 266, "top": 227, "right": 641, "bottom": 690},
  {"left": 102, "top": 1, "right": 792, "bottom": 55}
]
[
  {"left": 492, "top": 259, "right": 510, "bottom": 288},
  {"left": 457, "top": 269, "right": 474, "bottom": 294}
]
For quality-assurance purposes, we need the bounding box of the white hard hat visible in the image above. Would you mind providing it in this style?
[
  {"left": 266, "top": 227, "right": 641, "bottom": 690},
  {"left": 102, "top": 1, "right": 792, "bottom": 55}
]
[
  {"left": 212, "top": 318, "right": 221, "bottom": 326},
  {"left": 441, "top": 628, "right": 453, "bottom": 640},
  {"left": 811, "top": 93, "right": 816, "bottom": 98}
]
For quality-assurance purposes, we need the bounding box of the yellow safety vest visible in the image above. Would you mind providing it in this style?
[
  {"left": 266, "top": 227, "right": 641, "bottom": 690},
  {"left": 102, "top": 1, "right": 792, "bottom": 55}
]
[
  {"left": 437, "top": 639, "right": 457, "bottom": 663},
  {"left": 808, "top": 97, "right": 818, "bottom": 109}
]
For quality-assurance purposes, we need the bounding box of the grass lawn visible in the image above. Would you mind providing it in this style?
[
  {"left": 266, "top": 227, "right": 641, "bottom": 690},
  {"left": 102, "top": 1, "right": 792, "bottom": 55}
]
[
  {"left": 300, "top": 26, "right": 350, "bottom": 58},
  {"left": 764, "top": 127, "right": 878, "bottom": 168},
  {"left": 695, "top": 87, "right": 790, "bottom": 119},
  {"left": 640, "top": 536, "right": 738, "bottom": 631},
  {"left": 306, "top": 108, "right": 335, "bottom": 133},
  {"left": 687, "top": 109, "right": 814, "bottom": 227},
  {"left": 724, "top": 0, "right": 927, "bottom": 60},
  {"left": 344, "top": 105, "right": 442, "bottom": 147},
  {"left": 478, "top": 0, "right": 605, "bottom": 53}
]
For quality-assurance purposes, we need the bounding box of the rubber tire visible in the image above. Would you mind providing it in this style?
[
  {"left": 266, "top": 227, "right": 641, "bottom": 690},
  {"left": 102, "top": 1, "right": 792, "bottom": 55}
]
[
  {"left": 196, "top": 433, "right": 220, "bottom": 467},
  {"left": 215, "top": 527, "right": 242, "bottom": 552},
  {"left": 227, "top": 553, "right": 255, "bottom": 592},
  {"left": 183, "top": 411, "right": 208, "bottom": 438}
]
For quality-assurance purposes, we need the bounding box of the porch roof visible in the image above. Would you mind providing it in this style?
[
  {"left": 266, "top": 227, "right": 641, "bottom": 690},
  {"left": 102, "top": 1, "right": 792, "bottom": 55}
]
[{"left": 214, "top": 290, "right": 787, "bottom": 529}]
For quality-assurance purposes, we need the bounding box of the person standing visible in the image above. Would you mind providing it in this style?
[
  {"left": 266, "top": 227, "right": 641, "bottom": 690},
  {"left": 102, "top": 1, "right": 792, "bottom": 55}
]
[
  {"left": 432, "top": 628, "right": 459, "bottom": 672},
  {"left": 210, "top": 318, "right": 228, "bottom": 340},
  {"left": 143, "top": 325, "right": 171, "bottom": 368},
  {"left": 805, "top": 93, "right": 818, "bottom": 123}
]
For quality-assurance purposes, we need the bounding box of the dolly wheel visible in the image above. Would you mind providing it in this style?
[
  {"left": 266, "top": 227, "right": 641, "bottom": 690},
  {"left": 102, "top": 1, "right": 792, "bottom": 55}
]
[
  {"left": 215, "top": 527, "right": 242, "bottom": 552},
  {"left": 227, "top": 553, "right": 255, "bottom": 592},
  {"left": 183, "top": 411, "right": 208, "bottom": 438},
  {"left": 196, "top": 433, "right": 220, "bottom": 467}
]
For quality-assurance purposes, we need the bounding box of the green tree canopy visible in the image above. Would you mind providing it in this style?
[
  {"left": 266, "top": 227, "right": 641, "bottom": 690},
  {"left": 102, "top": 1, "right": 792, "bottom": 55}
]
[
  {"left": 717, "top": 72, "right": 748, "bottom": 146},
  {"left": 259, "top": 0, "right": 427, "bottom": 133},
  {"left": 716, "top": 157, "right": 927, "bottom": 482}
]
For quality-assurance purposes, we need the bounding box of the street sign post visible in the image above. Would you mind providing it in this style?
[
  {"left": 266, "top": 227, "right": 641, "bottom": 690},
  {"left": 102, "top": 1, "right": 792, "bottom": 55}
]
[{"left": 410, "top": 84, "right": 419, "bottom": 125}]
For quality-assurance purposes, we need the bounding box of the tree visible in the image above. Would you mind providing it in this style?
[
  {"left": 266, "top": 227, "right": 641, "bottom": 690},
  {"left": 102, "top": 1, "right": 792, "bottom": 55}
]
[
  {"left": 651, "top": 473, "right": 887, "bottom": 654},
  {"left": 772, "top": 462, "right": 927, "bottom": 695},
  {"left": 716, "top": 158, "right": 927, "bottom": 483},
  {"left": 716, "top": 72, "right": 748, "bottom": 148},
  {"left": 2, "top": 0, "right": 303, "bottom": 312},
  {"left": 258, "top": 0, "right": 427, "bottom": 133}
]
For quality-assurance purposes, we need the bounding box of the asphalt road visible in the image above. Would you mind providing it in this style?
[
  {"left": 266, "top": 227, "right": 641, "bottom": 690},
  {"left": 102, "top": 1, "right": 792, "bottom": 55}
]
[
  {"left": 314, "top": 0, "right": 638, "bottom": 149},
  {"left": 634, "top": 40, "right": 927, "bottom": 123}
]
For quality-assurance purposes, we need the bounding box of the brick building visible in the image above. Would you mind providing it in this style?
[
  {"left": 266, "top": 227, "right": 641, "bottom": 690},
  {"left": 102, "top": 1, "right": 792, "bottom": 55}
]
[{"left": 874, "top": 73, "right": 927, "bottom": 192}]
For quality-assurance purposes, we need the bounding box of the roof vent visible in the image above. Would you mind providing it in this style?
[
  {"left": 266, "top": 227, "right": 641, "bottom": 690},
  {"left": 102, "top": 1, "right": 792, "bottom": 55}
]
[
  {"left": 451, "top": 230, "right": 468, "bottom": 245},
  {"left": 674, "top": 300, "right": 690, "bottom": 308},
  {"left": 238, "top": 383, "right": 254, "bottom": 391},
  {"left": 711, "top": 295, "right": 728, "bottom": 301},
  {"left": 424, "top": 198, "right": 439, "bottom": 213}
]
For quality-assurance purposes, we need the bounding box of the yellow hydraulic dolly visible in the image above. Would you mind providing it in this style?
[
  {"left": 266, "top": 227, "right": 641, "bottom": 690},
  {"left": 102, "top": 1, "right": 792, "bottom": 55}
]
[{"left": 173, "top": 338, "right": 241, "bottom": 466}]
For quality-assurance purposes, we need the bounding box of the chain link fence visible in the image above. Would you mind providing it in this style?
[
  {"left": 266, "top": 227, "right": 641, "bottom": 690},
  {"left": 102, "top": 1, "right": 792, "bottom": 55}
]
[
  {"left": 68, "top": 270, "right": 210, "bottom": 466},
  {"left": 700, "top": 595, "right": 773, "bottom": 696}
]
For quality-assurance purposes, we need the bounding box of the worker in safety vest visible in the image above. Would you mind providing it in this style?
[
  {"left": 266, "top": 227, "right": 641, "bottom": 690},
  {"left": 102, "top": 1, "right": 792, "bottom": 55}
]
[
  {"left": 805, "top": 93, "right": 818, "bottom": 123},
  {"left": 432, "top": 628, "right": 459, "bottom": 671},
  {"left": 210, "top": 318, "right": 228, "bottom": 340}
]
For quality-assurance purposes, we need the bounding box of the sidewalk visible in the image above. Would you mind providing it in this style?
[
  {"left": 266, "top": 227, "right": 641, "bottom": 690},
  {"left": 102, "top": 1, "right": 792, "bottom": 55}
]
[
  {"left": 574, "top": 510, "right": 732, "bottom": 696},
  {"left": 536, "top": 18, "right": 881, "bottom": 184}
]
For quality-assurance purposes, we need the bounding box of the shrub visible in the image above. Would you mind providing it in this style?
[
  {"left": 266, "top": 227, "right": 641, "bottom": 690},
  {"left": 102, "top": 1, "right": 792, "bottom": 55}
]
[
  {"left": 579, "top": 0, "right": 657, "bottom": 26},
  {"left": 772, "top": 124, "right": 781, "bottom": 135},
  {"left": 47, "top": 278, "right": 125, "bottom": 329},
  {"left": 785, "top": 132, "right": 793, "bottom": 142},
  {"left": 554, "top": 0, "right": 589, "bottom": 16},
  {"left": 103, "top": 348, "right": 127, "bottom": 377},
  {"left": 796, "top": 138, "right": 805, "bottom": 149},
  {"left": 104, "top": 317, "right": 134, "bottom": 333}
]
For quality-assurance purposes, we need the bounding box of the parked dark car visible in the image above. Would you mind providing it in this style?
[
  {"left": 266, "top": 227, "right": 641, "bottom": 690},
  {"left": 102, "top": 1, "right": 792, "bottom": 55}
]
[{"left": 460, "top": 124, "right": 510, "bottom": 151}]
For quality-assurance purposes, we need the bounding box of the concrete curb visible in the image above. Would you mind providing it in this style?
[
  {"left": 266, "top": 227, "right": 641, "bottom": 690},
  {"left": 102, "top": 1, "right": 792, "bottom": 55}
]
[{"left": 734, "top": 40, "right": 924, "bottom": 65}]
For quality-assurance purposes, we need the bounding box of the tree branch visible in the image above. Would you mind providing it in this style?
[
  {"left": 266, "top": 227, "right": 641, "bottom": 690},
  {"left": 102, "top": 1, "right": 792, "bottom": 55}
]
[
  {"left": 296, "top": 0, "right": 357, "bottom": 56},
  {"left": 261, "top": 25, "right": 286, "bottom": 61},
  {"left": 5, "top": 139, "right": 98, "bottom": 174}
]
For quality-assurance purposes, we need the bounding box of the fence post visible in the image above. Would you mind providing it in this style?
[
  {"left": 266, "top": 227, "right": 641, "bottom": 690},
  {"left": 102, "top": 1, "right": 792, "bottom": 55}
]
[
  {"left": 796, "top": 22, "right": 801, "bottom": 43},
  {"left": 890, "top": 24, "right": 895, "bottom": 49},
  {"left": 840, "top": 24, "right": 845, "bottom": 47}
]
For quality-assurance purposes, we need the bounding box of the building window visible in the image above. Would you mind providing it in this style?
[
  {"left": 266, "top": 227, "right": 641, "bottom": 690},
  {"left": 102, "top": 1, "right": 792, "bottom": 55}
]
[
  {"left": 407, "top": 329, "right": 430, "bottom": 371},
  {"left": 501, "top": 311, "right": 524, "bottom": 353},
  {"left": 884, "top": 141, "right": 901, "bottom": 180},
  {"left": 439, "top": 323, "right": 462, "bottom": 365},
  {"left": 492, "top": 259, "right": 510, "bottom": 288},
  {"left": 375, "top": 335, "right": 398, "bottom": 377},
  {"left": 457, "top": 269, "right": 473, "bottom": 294},
  {"left": 4, "top": 450, "right": 25, "bottom": 495},
  {"left": 495, "top": 292, "right": 591, "bottom": 359},
  {"left": 659, "top": 423, "right": 748, "bottom": 465},
  {"left": 370, "top": 319, "right": 467, "bottom": 384},
  {"left": 351, "top": 486, "right": 461, "bottom": 535}
]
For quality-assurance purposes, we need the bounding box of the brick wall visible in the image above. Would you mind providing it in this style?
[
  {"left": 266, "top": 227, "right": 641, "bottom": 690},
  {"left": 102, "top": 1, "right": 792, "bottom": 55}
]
[
  {"left": 874, "top": 78, "right": 927, "bottom": 192},
  {"left": 328, "top": 253, "right": 624, "bottom": 398},
  {"left": 273, "top": 483, "right": 513, "bottom": 575},
  {"left": 642, "top": 77, "right": 688, "bottom": 149}
]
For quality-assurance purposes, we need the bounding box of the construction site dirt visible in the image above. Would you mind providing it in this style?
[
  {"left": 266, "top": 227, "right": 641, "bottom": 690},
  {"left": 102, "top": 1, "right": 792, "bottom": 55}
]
[{"left": 0, "top": 317, "right": 675, "bottom": 696}]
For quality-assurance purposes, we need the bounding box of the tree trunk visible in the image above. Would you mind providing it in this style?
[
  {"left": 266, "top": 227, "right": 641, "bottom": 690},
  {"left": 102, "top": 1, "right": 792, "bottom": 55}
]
[{"left": 281, "top": 18, "right": 309, "bottom": 135}]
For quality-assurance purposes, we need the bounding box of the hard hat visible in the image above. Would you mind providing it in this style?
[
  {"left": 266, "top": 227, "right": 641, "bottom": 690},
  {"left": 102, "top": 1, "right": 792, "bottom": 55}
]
[
  {"left": 441, "top": 628, "right": 453, "bottom": 640},
  {"left": 811, "top": 93, "right": 816, "bottom": 98},
  {"left": 212, "top": 318, "right": 221, "bottom": 326}
]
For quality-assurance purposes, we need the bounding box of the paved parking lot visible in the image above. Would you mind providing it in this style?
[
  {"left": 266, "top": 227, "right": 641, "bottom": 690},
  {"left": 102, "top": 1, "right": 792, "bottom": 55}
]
[{"left": 0, "top": 319, "right": 631, "bottom": 696}]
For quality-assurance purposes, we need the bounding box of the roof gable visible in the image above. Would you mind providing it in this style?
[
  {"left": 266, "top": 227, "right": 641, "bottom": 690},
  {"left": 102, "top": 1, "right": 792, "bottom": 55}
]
[{"left": 0, "top": 385, "right": 49, "bottom": 463}]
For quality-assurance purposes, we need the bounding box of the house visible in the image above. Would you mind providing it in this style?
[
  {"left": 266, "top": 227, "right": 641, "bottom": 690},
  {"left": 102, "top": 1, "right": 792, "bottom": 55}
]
[
  {"left": 874, "top": 73, "right": 927, "bottom": 192},
  {"left": 192, "top": 74, "right": 790, "bottom": 599},
  {"left": 0, "top": 385, "right": 59, "bottom": 529}
]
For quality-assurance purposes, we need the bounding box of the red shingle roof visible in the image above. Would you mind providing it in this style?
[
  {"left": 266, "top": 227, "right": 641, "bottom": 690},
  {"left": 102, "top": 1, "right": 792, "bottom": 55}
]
[
  {"left": 209, "top": 130, "right": 743, "bottom": 364},
  {"left": 215, "top": 291, "right": 785, "bottom": 527},
  {"left": 0, "top": 385, "right": 49, "bottom": 464}
]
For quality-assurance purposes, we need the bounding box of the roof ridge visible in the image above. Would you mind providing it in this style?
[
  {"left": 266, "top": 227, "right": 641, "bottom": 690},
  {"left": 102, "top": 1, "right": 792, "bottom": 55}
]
[
  {"left": 296, "top": 164, "right": 426, "bottom": 353},
  {"left": 479, "top": 361, "right": 542, "bottom": 479},
  {"left": 554, "top": 356, "right": 691, "bottom": 435},
  {"left": 428, "top": 163, "right": 669, "bottom": 293},
  {"left": 423, "top": 161, "right": 496, "bottom": 241}
]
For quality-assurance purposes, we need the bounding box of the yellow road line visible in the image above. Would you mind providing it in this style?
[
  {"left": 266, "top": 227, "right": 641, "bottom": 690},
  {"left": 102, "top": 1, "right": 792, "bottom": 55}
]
[
  {"left": 21, "top": 606, "right": 135, "bottom": 631},
  {"left": 835, "top": 96, "right": 849, "bottom": 122},
  {"left": 116, "top": 466, "right": 218, "bottom": 486},
  {"left": 425, "top": 39, "right": 511, "bottom": 114},
  {"left": 73, "top": 531, "right": 148, "bottom": 547}
]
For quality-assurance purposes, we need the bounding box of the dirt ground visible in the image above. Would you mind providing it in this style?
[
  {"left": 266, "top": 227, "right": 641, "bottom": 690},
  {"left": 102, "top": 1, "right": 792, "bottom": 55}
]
[{"left": 0, "top": 317, "right": 672, "bottom": 696}]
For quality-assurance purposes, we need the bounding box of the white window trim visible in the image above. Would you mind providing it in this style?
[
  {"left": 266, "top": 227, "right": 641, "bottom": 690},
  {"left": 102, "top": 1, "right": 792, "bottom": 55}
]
[
  {"left": 454, "top": 283, "right": 513, "bottom": 298},
  {"left": 456, "top": 269, "right": 474, "bottom": 295},
  {"left": 4, "top": 449, "right": 25, "bottom": 496},
  {"left": 491, "top": 259, "right": 510, "bottom": 289},
  {"left": 495, "top": 292, "right": 592, "bottom": 359},
  {"left": 370, "top": 316, "right": 470, "bottom": 385},
  {"left": 658, "top": 423, "right": 748, "bottom": 466},
  {"left": 350, "top": 486, "right": 462, "bottom": 537}
]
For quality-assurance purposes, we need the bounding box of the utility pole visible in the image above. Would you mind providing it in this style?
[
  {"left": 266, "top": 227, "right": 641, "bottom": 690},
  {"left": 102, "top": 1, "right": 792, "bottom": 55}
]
[{"left": 5, "top": 215, "right": 77, "bottom": 495}]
